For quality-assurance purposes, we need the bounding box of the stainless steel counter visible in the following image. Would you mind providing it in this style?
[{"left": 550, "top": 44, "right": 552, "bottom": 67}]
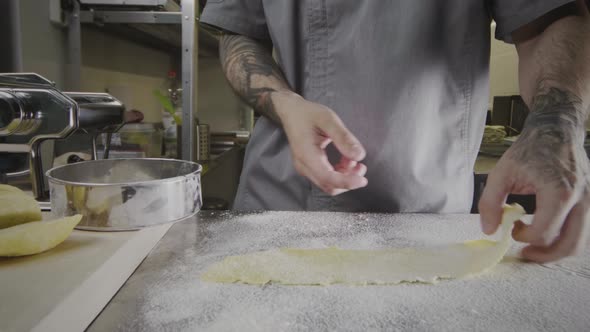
[{"left": 88, "top": 211, "right": 590, "bottom": 331}]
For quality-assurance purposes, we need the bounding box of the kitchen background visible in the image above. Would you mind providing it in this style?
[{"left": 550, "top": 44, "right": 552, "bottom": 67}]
[
  {"left": 16, "top": 4, "right": 521, "bottom": 126},
  {"left": 2, "top": 0, "right": 586, "bottom": 212},
  {"left": 18, "top": 0, "right": 246, "bottom": 130}
]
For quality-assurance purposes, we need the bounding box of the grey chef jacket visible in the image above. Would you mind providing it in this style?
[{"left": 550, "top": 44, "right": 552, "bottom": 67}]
[{"left": 202, "top": 0, "right": 573, "bottom": 213}]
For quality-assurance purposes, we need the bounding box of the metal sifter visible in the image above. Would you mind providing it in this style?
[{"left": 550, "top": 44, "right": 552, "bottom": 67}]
[{"left": 46, "top": 158, "right": 202, "bottom": 231}]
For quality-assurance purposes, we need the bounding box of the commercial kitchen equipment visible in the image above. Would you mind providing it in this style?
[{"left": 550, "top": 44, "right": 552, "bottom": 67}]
[{"left": 0, "top": 73, "right": 125, "bottom": 200}]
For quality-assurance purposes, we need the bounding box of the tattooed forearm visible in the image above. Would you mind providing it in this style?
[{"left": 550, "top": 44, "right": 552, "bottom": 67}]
[
  {"left": 219, "top": 34, "right": 292, "bottom": 124},
  {"left": 510, "top": 88, "right": 588, "bottom": 189},
  {"left": 517, "top": 15, "right": 590, "bottom": 115},
  {"left": 512, "top": 14, "right": 590, "bottom": 189},
  {"left": 526, "top": 88, "right": 585, "bottom": 141}
]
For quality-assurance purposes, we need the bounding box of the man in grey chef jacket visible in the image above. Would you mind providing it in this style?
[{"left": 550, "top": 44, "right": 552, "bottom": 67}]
[{"left": 201, "top": 1, "right": 590, "bottom": 263}]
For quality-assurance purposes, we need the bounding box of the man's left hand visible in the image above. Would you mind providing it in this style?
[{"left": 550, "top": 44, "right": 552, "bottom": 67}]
[{"left": 479, "top": 103, "right": 590, "bottom": 263}]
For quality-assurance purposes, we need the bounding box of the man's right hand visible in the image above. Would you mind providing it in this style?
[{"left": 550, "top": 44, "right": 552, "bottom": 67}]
[
  {"left": 218, "top": 34, "right": 367, "bottom": 195},
  {"left": 272, "top": 91, "right": 368, "bottom": 196}
]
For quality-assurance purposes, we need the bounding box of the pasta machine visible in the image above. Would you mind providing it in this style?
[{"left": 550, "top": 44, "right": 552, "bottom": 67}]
[{"left": 0, "top": 73, "right": 125, "bottom": 200}]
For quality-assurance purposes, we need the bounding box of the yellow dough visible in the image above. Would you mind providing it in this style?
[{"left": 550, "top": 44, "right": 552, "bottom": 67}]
[
  {"left": 0, "top": 185, "right": 42, "bottom": 229},
  {"left": 0, "top": 184, "right": 27, "bottom": 195},
  {"left": 0, "top": 215, "right": 82, "bottom": 257},
  {"left": 201, "top": 204, "right": 525, "bottom": 285}
]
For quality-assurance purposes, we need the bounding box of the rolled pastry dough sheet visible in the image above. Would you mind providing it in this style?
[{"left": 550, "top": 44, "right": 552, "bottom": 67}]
[{"left": 201, "top": 204, "right": 525, "bottom": 285}]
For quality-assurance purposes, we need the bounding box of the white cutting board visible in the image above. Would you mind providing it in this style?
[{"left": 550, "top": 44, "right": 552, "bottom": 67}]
[{"left": 0, "top": 215, "right": 172, "bottom": 332}]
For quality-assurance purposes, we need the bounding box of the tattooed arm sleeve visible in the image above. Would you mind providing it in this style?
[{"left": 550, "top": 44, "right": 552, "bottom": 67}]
[
  {"left": 511, "top": 8, "right": 590, "bottom": 187},
  {"left": 515, "top": 9, "right": 590, "bottom": 135},
  {"left": 219, "top": 33, "right": 292, "bottom": 124}
]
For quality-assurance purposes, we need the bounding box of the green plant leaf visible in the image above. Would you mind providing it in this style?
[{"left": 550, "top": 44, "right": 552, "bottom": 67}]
[{"left": 153, "top": 90, "right": 182, "bottom": 125}]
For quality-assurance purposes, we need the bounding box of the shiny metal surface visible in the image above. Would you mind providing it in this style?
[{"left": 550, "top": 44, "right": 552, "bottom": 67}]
[
  {"left": 0, "top": 73, "right": 55, "bottom": 88},
  {"left": 0, "top": 73, "right": 79, "bottom": 199},
  {"left": 47, "top": 158, "right": 202, "bottom": 231},
  {"left": 0, "top": 88, "right": 76, "bottom": 138},
  {"left": 0, "top": 91, "right": 26, "bottom": 136},
  {"left": 197, "top": 123, "right": 210, "bottom": 161},
  {"left": 0, "top": 73, "right": 127, "bottom": 200},
  {"left": 65, "top": 92, "right": 125, "bottom": 133},
  {"left": 64, "top": 92, "right": 126, "bottom": 160},
  {"left": 180, "top": 0, "right": 199, "bottom": 161},
  {"left": 0, "top": 89, "right": 50, "bottom": 136}
]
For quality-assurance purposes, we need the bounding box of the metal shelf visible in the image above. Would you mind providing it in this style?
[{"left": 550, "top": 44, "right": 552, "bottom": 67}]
[
  {"left": 64, "top": 0, "right": 211, "bottom": 161},
  {"left": 79, "top": 10, "right": 219, "bottom": 56},
  {"left": 79, "top": 0, "right": 180, "bottom": 11},
  {"left": 80, "top": 10, "right": 181, "bottom": 24}
]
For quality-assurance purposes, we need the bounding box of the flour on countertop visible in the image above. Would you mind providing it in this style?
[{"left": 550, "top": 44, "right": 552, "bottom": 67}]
[{"left": 88, "top": 211, "right": 590, "bottom": 332}]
